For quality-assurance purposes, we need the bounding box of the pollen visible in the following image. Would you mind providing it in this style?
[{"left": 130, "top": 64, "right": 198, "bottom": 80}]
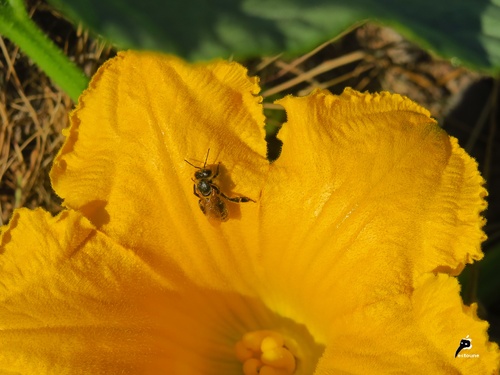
[{"left": 235, "top": 330, "right": 297, "bottom": 375}]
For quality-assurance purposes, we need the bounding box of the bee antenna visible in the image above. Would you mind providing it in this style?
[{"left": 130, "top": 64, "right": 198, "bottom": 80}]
[
  {"left": 184, "top": 159, "right": 199, "bottom": 169},
  {"left": 203, "top": 148, "right": 210, "bottom": 168}
]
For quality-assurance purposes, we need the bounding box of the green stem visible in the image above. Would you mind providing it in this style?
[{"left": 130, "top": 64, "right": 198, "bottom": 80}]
[{"left": 0, "top": 0, "right": 88, "bottom": 101}]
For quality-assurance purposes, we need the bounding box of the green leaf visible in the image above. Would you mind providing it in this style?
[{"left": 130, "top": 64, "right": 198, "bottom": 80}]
[
  {"left": 0, "top": 0, "right": 88, "bottom": 101},
  {"left": 47, "top": 0, "right": 500, "bottom": 71},
  {"left": 460, "top": 242, "right": 500, "bottom": 307},
  {"left": 478, "top": 242, "right": 500, "bottom": 307}
]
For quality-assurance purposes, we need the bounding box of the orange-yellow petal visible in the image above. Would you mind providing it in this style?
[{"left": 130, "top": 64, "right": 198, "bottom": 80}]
[
  {"left": 0, "top": 208, "right": 292, "bottom": 374},
  {"left": 314, "top": 274, "right": 499, "bottom": 374},
  {"left": 243, "top": 88, "right": 498, "bottom": 373},
  {"left": 3, "top": 51, "right": 496, "bottom": 374},
  {"left": 270, "top": 88, "right": 484, "bottom": 275},
  {"left": 258, "top": 89, "right": 486, "bottom": 335},
  {"left": 50, "top": 51, "right": 269, "bottom": 290}
]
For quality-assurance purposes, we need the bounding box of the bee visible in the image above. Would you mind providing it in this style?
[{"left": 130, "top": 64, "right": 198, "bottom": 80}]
[{"left": 185, "top": 149, "right": 255, "bottom": 222}]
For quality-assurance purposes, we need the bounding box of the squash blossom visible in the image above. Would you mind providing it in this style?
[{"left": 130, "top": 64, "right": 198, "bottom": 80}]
[{"left": 0, "top": 51, "right": 499, "bottom": 375}]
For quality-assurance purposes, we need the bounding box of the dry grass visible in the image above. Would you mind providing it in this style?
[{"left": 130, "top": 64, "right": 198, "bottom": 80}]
[
  {"left": 252, "top": 25, "right": 480, "bottom": 117},
  {"left": 0, "top": 0, "right": 114, "bottom": 225},
  {"left": 0, "top": 36, "right": 71, "bottom": 224}
]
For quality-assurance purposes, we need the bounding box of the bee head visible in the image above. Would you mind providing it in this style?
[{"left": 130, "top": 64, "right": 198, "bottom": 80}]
[{"left": 194, "top": 169, "right": 212, "bottom": 180}]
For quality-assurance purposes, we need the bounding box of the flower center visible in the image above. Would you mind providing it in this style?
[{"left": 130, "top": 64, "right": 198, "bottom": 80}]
[{"left": 235, "top": 330, "right": 297, "bottom": 375}]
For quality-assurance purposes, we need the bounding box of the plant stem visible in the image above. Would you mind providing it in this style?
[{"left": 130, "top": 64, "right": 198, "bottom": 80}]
[{"left": 0, "top": 0, "right": 89, "bottom": 101}]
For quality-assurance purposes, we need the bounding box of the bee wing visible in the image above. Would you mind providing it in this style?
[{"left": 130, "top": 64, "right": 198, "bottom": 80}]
[{"left": 204, "top": 194, "right": 229, "bottom": 222}]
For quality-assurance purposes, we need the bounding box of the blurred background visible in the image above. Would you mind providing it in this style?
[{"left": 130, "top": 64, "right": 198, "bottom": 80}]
[{"left": 1, "top": 0, "right": 499, "bottom": 344}]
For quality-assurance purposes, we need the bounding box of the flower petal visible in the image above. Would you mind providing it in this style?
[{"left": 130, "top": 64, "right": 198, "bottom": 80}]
[
  {"left": 257, "top": 89, "right": 488, "bottom": 348},
  {"left": 50, "top": 51, "right": 269, "bottom": 289},
  {"left": 0, "top": 208, "right": 283, "bottom": 374},
  {"left": 268, "top": 88, "right": 484, "bottom": 273},
  {"left": 314, "top": 274, "right": 499, "bottom": 374},
  {"left": 257, "top": 88, "right": 496, "bottom": 370}
]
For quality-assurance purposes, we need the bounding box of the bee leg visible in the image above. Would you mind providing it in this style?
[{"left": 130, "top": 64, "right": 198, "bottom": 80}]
[
  {"left": 212, "top": 162, "right": 221, "bottom": 179},
  {"left": 198, "top": 199, "right": 206, "bottom": 214},
  {"left": 193, "top": 185, "right": 202, "bottom": 198},
  {"left": 220, "top": 192, "right": 256, "bottom": 203}
]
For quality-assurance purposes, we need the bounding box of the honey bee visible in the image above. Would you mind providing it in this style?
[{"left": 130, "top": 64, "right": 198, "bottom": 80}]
[{"left": 185, "top": 149, "right": 255, "bottom": 222}]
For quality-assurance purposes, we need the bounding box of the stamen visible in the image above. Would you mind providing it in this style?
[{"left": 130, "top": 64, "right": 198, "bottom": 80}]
[{"left": 235, "top": 330, "right": 297, "bottom": 375}]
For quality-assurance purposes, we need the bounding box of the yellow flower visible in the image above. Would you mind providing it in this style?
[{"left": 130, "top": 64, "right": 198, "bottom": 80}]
[{"left": 0, "top": 51, "right": 499, "bottom": 374}]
